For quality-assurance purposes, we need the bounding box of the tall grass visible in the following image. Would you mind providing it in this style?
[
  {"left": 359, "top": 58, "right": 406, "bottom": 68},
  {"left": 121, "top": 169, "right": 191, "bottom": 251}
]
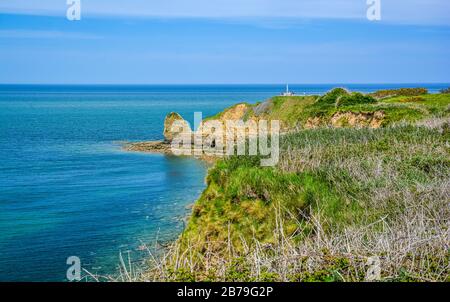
[{"left": 99, "top": 118, "right": 449, "bottom": 282}]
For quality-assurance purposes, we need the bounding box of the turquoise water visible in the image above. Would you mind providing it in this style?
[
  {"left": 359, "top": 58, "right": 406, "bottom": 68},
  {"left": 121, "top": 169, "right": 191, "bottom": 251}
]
[{"left": 0, "top": 84, "right": 448, "bottom": 281}]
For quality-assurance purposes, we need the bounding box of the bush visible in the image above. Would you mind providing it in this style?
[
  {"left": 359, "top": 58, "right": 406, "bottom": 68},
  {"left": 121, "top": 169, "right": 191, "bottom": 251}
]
[
  {"left": 316, "top": 88, "right": 350, "bottom": 104},
  {"left": 370, "top": 88, "right": 428, "bottom": 99},
  {"left": 336, "top": 92, "right": 377, "bottom": 107}
]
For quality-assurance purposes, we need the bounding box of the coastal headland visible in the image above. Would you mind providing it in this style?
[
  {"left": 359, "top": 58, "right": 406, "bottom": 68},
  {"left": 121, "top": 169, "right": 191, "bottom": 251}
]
[{"left": 125, "top": 87, "right": 450, "bottom": 282}]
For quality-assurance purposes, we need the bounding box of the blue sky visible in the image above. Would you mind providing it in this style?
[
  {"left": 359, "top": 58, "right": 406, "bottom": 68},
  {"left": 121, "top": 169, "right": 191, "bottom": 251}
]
[{"left": 0, "top": 0, "right": 449, "bottom": 84}]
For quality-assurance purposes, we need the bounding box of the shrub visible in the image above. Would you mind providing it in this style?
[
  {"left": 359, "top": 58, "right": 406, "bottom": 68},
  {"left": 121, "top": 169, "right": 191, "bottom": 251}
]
[
  {"left": 316, "top": 88, "right": 350, "bottom": 104},
  {"left": 336, "top": 92, "right": 377, "bottom": 107},
  {"left": 440, "top": 87, "right": 450, "bottom": 94},
  {"left": 370, "top": 88, "right": 428, "bottom": 99}
]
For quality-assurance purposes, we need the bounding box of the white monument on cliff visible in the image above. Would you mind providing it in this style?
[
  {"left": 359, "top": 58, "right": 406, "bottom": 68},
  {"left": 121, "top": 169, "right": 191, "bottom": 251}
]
[{"left": 281, "top": 84, "right": 295, "bottom": 96}]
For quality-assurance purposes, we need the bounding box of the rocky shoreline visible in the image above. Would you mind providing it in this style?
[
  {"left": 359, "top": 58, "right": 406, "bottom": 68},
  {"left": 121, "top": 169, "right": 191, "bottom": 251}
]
[
  {"left": 123, "top": 140, "right": 172, "bottom": 154},
  {"left": 123, "top": 112, "right": 196, "bottom": 155},
  {"left": 122, "top": 90, "right": 391, "bottom": 157},
  {"left": 122, "top": 140, "right": 220, "bottom": 163}
]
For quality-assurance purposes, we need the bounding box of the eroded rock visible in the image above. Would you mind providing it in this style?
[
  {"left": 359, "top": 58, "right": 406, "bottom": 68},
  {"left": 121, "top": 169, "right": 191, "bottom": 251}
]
[
  {"left": 330, "top": 111, "right": 385, "bottom": 128},
  {"left": 305, "top": 111, "right": 385, "bottom": 129},
  {"left": 163, "top": 112, "right": 192, "bottom": 142}
]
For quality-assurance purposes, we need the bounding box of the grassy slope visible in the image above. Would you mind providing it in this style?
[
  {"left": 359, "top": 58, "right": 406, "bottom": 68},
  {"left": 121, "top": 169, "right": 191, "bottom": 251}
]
[
  {"left": 145, "top": 90, "right": 450, "bottom": 282},
  {"left": 207, "top": 90, "right": 450, "bottom": 128},
  {"left": 242, "top": 89, "right": 450, "bottom": 128}
]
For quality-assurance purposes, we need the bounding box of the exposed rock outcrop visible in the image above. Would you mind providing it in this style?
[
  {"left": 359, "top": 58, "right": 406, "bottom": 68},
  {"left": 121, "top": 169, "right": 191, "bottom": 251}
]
[
  {"left": 125, "top": 112, "right": 192, "bottom": 154},
  {"left": 163, "top": 112, "right": 191, "bottom": 143},
  {"left": 219, "top": 103, "right": 250, "bottom": 120},
  {"left": 124, "top": 140, "right": 171, "bottom": 154},
  {"left": 305, "top": 111, "right": 385, "bottom": 129},
  {"left": 252, "top": 99, "right": 273, "bottom": 116},
  {"left": 125, "top": 106, "right": 271, "bottom": 156},
  {"left": 330, "top": 111, "right": 385, "bottom": 128},
  {"left": 304, "top": 117, "right": 323, "bottom": 129}
]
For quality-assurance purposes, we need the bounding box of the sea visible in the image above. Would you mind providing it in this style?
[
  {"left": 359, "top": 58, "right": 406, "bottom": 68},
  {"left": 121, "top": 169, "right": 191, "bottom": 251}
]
[{"left": 0, "top": 83, "right": 448, "bottom": 281}]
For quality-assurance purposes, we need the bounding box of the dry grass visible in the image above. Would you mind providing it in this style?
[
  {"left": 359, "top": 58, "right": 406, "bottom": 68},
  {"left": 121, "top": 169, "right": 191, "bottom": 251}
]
[
  {"left": 89, "top": 118, "right": 450, "bottom": 282},
  {"left": 125, "top": 198, "right": 449, "bottom": 282}
]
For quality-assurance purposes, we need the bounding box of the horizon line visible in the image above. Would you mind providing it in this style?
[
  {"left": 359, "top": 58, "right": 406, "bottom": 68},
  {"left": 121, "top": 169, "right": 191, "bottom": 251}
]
[{"left": 1, "top": 82, "right": 449, "bottom": 86}]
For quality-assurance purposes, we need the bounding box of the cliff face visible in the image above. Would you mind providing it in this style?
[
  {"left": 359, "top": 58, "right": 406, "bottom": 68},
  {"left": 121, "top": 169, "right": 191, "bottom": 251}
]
[
  {"left": 163, "top": 103, "right": 261, "bottom": 152},
  {"left": 161, "top": 88, "right": 391, "bottom": 142},
  {"left": 216, "top": 103, "right": 250, "bottom": 121},
  {"left": 306, "top": 111, "right": 386, "bottom": 129},
  {"left": 127, "top": 88, "right": 443, "bottom": 156}
]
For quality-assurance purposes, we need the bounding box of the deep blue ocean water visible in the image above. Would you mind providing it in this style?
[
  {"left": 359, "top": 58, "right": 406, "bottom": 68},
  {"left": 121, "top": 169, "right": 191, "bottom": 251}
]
[{"left": 0, "top": 84, "right": 448, "bottom": 281}]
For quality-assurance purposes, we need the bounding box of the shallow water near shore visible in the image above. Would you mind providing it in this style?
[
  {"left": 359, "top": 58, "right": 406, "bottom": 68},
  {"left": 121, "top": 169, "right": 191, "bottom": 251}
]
[{"left": 0, "top": 84, "right": 448, "bottom": 281}]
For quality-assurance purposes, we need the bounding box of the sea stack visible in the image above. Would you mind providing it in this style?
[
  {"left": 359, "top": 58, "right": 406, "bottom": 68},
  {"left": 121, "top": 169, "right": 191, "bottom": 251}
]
[{"left": 163, "top": 112, "right": 192, "bottom": 143}]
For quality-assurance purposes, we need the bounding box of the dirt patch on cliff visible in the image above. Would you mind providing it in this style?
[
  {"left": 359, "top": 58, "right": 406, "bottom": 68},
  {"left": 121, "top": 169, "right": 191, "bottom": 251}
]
[
  {"left": 331, "top": 111, "right": 385, "bottom": 128},
  {"left": 305, "top": 111, "right": 385, "bottom": 129},
  {"left": 220, "top": 104, "right": 250, "bottom": 121},
  {"left": 305, "top": 117, "right": 323, "bottom": 129}
]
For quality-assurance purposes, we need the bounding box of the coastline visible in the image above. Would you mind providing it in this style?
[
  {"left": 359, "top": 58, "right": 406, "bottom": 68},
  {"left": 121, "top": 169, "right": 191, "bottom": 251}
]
[
  {"left": 130, "top": 87, "right": 450, "bottom": 282},
  {"left": 122, "top": 141, "right": 220, "bottom": 164},
  {"left": 123, "top": 140, "right": 172, "bottom": 154}
]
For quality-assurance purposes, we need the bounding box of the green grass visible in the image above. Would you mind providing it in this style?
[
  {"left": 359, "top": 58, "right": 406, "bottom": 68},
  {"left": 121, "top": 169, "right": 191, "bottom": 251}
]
[
  {"left": 249, "top": 95, "right": 318, "bottom": 127},
  {"left": 141, "top": 89, "right": 450, "bottom": 282},
  {"left": 164, "top": 122, "right": 449, "bottom": 279},
  {"left": 214, "top": 89, "right": 450, "bottom": 129},
  {"left": 183, "top": 159, "right": 352, "bottom": 249},
  {"left": 383, "top": 94, "right": 450, "bottom": 118}
]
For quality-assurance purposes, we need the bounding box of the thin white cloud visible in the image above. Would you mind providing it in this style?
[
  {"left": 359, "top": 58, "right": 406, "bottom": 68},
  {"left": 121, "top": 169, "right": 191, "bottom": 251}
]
[{"left": 0, "top": 0, "right": 449, "bottom": 25}]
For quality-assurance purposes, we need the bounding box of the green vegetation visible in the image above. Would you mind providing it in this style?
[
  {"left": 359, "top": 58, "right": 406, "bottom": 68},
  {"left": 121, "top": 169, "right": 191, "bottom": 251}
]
[
  {"left": 440, "top": 87, "right": 450, "bottom": 94},
  {"left": 236, "top": 87, "right": 449, "bottom": 129},
  {"left": 369, "top": 87, "right": 429, "bottom": 99},
  {"left": 136, "top": 88, "right": 450, "bottom": 282},
  {"left": 336, "top": 92, "right": 377, "bottom": 107}
]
